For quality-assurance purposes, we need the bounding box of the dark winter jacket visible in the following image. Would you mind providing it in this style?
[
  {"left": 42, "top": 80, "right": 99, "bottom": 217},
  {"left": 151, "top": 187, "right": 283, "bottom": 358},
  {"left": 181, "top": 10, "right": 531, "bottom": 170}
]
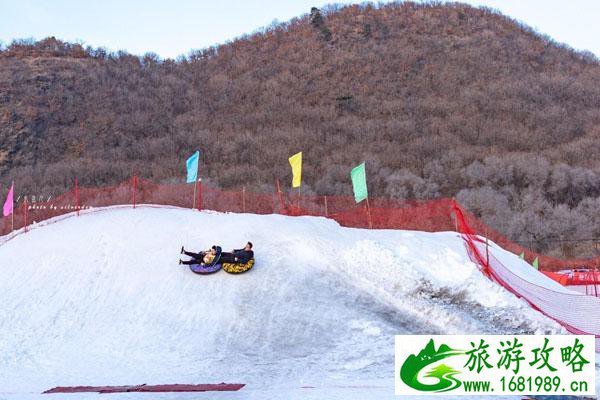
[{"left": 232, "top": 249, "right": 254, "bottom": 264}]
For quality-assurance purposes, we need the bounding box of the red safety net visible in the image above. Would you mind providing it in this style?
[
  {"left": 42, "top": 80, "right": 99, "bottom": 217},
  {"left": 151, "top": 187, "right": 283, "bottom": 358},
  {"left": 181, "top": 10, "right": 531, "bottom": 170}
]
[
  {"left": 1, "top": 177, "right": 600, "bottom": 274},
  {"left": 0, "top": 178, "right": 457, "bottom": 237},
  {"left": 450, "top": 202, "right": 600, "bottom": 272},
  {"left": 453, "top": 201, "right": 600, "bottom": 350},
  {"left": 541, "top": 270, "right": 600, "bottom": 297},
  {"left": 541, "top": 270, "right": 600, "bottom": 286}
]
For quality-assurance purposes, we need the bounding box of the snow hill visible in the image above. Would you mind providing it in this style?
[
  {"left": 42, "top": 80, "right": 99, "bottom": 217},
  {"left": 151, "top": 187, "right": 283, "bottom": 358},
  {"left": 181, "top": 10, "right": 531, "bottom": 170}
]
[{"left": 0, "top": 206, "right": 588, "bottom": 399}]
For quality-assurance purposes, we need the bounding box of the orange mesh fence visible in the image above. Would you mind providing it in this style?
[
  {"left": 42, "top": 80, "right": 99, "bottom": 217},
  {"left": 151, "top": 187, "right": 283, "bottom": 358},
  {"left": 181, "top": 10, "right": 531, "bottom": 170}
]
[
  {"left": 134, "top": 178, "right": 283, "bottom": 214},
  {"left": 453, "top": 201, "right": 600, "bottom": 349},
  {"left": 1, "top": 177, "right": 600, "bottom": 275},
  {"left": 284, "top": 193, "right": 456, "bottom": 231},
  {"left": 454, "top": 202, "right": 600, "bottom": 272},
  {"left": 541, "top": 270, "right": 600, "bottom": 288}
]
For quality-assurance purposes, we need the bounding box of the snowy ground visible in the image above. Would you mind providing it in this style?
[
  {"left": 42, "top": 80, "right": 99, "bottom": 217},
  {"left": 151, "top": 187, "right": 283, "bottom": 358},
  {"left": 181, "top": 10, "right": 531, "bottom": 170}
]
[{"left": 0, "top": 206, "right": 589, "bottom": 399}]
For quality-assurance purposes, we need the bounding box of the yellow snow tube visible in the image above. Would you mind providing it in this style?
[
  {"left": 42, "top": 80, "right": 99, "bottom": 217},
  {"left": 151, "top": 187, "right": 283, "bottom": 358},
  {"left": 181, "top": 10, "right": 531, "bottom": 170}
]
[{"left": 222, "top": 258, "right": 255, "bottom": 274}]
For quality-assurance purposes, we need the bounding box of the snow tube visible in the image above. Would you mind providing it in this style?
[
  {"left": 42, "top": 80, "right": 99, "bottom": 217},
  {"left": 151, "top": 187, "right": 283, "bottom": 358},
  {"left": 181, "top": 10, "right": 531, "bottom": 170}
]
[
  {"left": 222, "top": 258, "right": 255, "bottom": 274},
  {"left": 189, "top": 262, "right": 222, "bottom": 274},
  {"left": 189, "top": 247, "right": 222, "bottom": 275}
]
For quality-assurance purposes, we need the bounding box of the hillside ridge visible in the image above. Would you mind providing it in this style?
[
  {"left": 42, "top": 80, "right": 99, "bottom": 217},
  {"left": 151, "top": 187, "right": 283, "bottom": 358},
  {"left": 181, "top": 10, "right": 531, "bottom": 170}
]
[{"left": 2, "top": 2, "right": 600, "bottom": 257}]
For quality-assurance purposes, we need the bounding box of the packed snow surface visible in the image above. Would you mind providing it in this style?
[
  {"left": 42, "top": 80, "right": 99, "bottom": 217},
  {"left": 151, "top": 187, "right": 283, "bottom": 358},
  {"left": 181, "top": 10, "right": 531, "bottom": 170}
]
[{"left": 0, "top": 206, "right": 584, "bottom": 399}]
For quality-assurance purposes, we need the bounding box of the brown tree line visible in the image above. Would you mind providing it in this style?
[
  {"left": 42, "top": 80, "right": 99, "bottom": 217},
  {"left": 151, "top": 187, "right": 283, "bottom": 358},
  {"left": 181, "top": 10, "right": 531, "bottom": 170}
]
[{"left": 2, "top": 2, "right": 600, "bottom": 258}]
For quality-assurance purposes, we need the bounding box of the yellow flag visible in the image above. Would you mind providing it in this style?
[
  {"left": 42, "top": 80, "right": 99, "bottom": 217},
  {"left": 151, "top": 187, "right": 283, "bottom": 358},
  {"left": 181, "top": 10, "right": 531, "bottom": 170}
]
[{"left": 288, "top": 152, "right": 302, "bottom": 188}]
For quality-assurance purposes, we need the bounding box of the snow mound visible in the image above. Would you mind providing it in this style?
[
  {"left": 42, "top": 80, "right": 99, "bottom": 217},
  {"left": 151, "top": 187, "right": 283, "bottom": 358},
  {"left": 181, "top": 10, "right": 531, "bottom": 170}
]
[{"left": 0, "top": 206, "right": 565, "bottom": 399}]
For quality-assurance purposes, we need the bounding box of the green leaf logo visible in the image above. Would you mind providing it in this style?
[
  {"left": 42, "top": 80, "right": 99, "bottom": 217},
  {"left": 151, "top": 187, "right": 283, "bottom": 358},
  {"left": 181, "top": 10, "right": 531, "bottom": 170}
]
[{"left": 400, "top": 339, "right": 464, "bottom": 392}]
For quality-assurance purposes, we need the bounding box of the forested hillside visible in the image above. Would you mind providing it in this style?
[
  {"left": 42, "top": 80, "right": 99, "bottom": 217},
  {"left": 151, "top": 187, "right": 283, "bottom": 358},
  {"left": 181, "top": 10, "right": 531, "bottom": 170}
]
[{"left": 2, "top": 2, "right": 600, "bottom": 258}]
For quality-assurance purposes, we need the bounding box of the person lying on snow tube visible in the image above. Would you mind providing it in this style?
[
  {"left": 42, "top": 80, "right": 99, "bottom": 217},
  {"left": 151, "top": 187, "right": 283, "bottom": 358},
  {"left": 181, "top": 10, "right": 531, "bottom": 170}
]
[
  {"left": 219, "top": 242, "right": 254, "bottom": 264},
  {"left": 179, "top": 245, "right": 218, "bottom": 265},
  {"left": 221, "top": 242, "right": 255, "bottom": 274}
]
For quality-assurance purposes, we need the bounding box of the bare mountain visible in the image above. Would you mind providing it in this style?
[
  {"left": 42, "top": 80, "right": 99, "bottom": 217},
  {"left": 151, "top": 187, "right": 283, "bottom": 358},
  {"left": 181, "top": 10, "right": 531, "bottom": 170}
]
[{"left": 2, "top": 2, "right": 600, "bottom": 258}]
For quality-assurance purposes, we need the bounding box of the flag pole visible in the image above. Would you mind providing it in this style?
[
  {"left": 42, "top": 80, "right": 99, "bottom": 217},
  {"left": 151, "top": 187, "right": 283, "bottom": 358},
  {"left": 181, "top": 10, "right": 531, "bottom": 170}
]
[
  {"left": 276, "top": 178, "right": 284, "bottom": 213},
  {"left": 198, "top": 178, "right": 202, "bottom": 211},
  {"left": 11, "top": 180, "right": 14, "bottom": 232},
  {"left": 485, "top": 232, "right": 490, "bottom": 268},
  {"left": 366, "top": 196, "right": 373, "bottom": 229},
  {"left": 193, "top": 179, "right": 197, "bottom": 210},
  {"left": 75, "top": 177, "right": 79, "bottom": 217},
  {"left": 192, "top": 157, "right": 199, "bottom": 210},
  {"left": 242, "top": 186, "right": 246, "bottom": 213},
  {"left": 452, "top": 197, "right": 458, "bottom": 232}
]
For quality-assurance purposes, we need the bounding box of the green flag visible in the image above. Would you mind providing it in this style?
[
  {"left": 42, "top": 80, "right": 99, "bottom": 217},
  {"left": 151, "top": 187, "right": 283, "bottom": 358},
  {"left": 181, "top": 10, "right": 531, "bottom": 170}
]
[
  {"left": 351, "top": 162, "right": 368, "bottom": 203},
  {"left": 519, "top": 252, "right": 525, "bottom": 260},
  {"left": 532, "top": 257, "right": 539, "bottom": 270}
]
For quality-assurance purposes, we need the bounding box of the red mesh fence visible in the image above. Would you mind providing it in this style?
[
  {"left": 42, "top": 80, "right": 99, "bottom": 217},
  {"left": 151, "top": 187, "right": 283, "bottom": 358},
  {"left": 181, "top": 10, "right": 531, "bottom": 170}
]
[
  {"left": 1, "top": 177, "right": 600, "bottom": 274},
  {"left": 453, "top": 202, "right": 600, "bottom": 272},
  {"left": 284, "top": 193, "right": 456, "bottom": 231},
  {"left": 453, "top": 201, "right": 600, "bottom": 349},
  {"left": 541, "top": 270, "right": 600, "bottom": 286},
  {"left": 541, "top": 270, "right": 600, "bottom": 298}
]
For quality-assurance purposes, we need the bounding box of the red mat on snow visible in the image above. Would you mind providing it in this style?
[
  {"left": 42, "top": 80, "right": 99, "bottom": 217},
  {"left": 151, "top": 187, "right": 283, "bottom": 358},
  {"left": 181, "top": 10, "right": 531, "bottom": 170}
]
[{"left": 43, "top": 383, "right": 245, "bottom": 394}]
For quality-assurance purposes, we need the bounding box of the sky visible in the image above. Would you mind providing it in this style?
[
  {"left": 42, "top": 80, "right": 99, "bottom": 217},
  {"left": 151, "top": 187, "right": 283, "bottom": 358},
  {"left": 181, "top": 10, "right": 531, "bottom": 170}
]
[{"left": 0, "top": 0, "right": 598, "bottom": 59}]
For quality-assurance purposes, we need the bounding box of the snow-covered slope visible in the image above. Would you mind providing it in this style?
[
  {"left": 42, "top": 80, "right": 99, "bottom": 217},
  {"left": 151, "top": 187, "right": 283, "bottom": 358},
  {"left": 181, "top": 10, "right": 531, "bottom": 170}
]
[{"left": 0, "top": 207, "right": 568, "bottom": 399}]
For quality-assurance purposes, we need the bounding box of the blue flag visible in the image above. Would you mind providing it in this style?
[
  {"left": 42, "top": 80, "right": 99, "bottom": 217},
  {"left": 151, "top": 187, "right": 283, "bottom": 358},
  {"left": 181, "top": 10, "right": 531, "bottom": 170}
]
[{"left": 186, "top": 151, "right": 199, "bottom": 183}]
